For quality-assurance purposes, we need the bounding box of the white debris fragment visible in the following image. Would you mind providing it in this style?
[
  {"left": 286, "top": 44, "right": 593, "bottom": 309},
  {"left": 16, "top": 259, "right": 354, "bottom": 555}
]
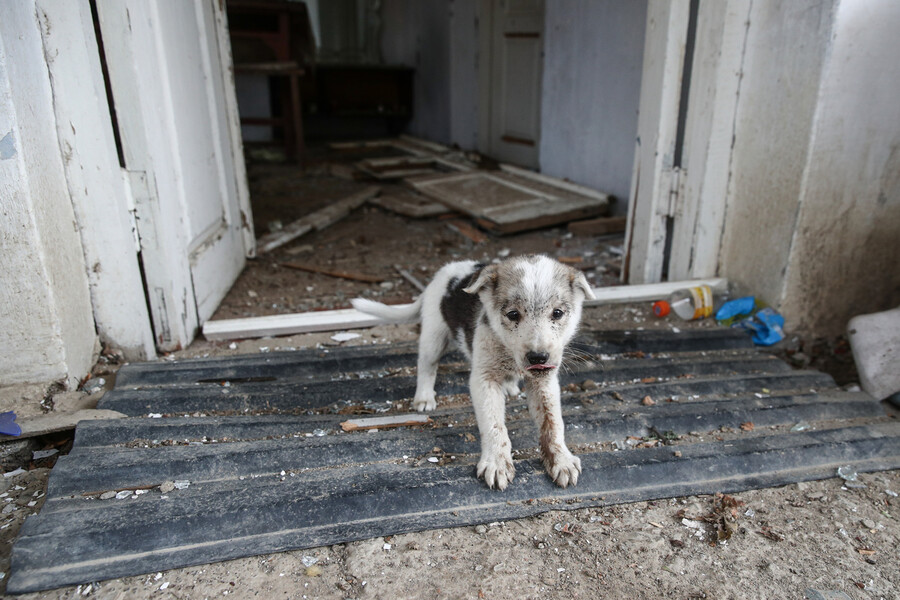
[
  {"left": 173, "top": 480, "right": 191, "bottom": 490},
  {"left": 3, "top": 468, "right": 26, "bottom": 478},
  {"left": 115, "top": 491, "right": 131, "bottom": 499},
  {"left": 383, "top": 543, "right": 392, "bottom": 551},
  {"left": 301, "top": 556, "right": 318, "bottom": 568},
  {"left": 331, "top": 332, "right": 361, "bottom": 343},
  {"left": 32, "top": 449, "right": 59, "bottom": 460},
  {"left": 148, "top": 413, "right": 162, "bottom": 419},
  {"left": 159, "top": 582, "right": 169, "bottom": 590}
]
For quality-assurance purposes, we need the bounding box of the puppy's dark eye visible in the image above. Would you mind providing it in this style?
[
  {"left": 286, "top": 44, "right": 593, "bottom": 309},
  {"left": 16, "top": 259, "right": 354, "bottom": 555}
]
[
  {"left": 551, "top": 308, "right": 565, "bottom": 320},
  {"left": 505, "top": 310, "right": 521, "bottom": 323}
]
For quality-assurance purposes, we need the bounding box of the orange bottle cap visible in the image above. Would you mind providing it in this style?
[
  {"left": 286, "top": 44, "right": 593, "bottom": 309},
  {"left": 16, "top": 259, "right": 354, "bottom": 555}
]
[{"left": 652, "top": 300, "right": 670, "bottom": 317}]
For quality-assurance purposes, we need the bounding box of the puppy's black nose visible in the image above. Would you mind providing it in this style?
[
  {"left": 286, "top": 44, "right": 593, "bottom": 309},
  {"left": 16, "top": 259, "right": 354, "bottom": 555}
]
[{"left": 526, "top": 351, "right": 550, "bottom": 365}]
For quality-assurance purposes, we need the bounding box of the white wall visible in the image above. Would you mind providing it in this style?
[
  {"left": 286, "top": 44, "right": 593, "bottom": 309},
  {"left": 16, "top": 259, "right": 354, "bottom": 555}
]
[
  {"left": 0, "top": 2, "right": 98, "bottom": 387},
  {"left": 539, "top": 0, "right": 647, "bottom": 205}
]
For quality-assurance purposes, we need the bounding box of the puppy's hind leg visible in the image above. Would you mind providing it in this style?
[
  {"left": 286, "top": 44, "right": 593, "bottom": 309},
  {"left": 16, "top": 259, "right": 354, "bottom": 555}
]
[{"left": 413, "top": 318, "right": 449, "bottom": 412}]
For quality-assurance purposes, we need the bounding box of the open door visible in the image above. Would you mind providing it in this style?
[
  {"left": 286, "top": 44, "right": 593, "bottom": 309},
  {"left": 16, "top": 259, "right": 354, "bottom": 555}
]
[
  {"left": 95, "top": 0, "right": 254, "bottom": 352},
  {"left": 480, "top": 0, "right": 545, "bottom": 169},
  {"left": 625, "top": 0, "right": 747, "bottom": 285}
]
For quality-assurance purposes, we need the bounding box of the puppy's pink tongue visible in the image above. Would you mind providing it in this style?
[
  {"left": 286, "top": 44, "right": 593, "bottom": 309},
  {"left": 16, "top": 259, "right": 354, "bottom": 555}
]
[{"left": 526, "top": 364, "right": 556, "bottom": 371}]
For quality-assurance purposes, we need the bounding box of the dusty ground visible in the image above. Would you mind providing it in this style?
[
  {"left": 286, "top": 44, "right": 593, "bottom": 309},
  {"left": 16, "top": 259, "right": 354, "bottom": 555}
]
[{"left": 0, "top": 156, "right": 897, "bottom": 599}]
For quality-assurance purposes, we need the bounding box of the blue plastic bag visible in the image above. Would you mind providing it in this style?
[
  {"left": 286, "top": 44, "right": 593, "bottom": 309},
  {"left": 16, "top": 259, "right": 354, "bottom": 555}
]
[
  {"left": 715, "top": 296, "right": 756, "bottom": 323},
  {"left": 0, "top": 411, "right": 21, "bottom": 437},
  {"left": 739, "top": 307, "right": 785, "bottom": 346}
]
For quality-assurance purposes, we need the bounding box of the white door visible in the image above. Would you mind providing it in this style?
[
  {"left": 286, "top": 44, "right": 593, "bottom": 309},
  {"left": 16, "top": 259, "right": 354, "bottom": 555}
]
[
  {"left": 96, "top": 0, "right": 254, "bottom": 351},
  {"left": 483, "top": 0, "right": 545, "bottom": 169},
  {"left": 625, "top": 0, "right": 746, "bottom": 285}
]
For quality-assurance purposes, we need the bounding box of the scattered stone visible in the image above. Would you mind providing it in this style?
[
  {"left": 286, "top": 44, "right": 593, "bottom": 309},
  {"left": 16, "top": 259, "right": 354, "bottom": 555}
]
[
  {"left": 159, "top": 481, "right": 176, "bottom": 494},
  {"left": 305, "top": 565, "right": 323, "bottom": 577},
  {"left": 82, "top": 377, "right": 106, "bottom": 394},
  {"left": 641, "top": 396, "right": 656, "bottom": 406},
  {"left": 474, "top": 524, "right": 487, "bottom": 534},
  {"left": 861, "top": 519, "right": 876, "bottom": 530},
  {"left": 99, "top": 491, "right": 116, "bottom": 500},
  {"left": 581, "top": 379, "right": 598, "bottom": 391}
]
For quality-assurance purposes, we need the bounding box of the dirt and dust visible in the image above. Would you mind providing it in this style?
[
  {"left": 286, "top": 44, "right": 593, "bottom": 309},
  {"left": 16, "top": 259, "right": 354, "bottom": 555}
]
[{"left": 0, "top": 157, "right": 897, "bottom": 599}]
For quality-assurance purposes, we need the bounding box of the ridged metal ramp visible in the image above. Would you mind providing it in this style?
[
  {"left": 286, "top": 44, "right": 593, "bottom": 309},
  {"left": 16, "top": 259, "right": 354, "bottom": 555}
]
[{"left": 8, "top": 328, "right": 898, "bottom": 593}]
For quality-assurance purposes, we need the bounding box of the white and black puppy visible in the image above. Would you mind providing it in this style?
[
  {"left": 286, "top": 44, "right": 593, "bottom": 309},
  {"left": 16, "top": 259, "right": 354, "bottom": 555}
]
[{"left": 351, "top": 255, "right": 595, "bottom": 490}]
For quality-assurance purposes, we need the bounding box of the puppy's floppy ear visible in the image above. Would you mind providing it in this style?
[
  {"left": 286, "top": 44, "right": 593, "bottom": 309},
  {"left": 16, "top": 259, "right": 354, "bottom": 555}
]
[
  {"left": 569, "top": 267, "right": 596, "bottom": 300},
  {"left": 463, "top": 264, "right": 498, "bottom": 295}
]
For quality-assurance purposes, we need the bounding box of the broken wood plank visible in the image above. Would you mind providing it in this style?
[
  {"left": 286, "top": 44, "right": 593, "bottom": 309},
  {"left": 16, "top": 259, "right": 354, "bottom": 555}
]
[
  {"left": 340, "top": 414, "right": 432, "bottom": 432},
  {"left": 0, "top": 409, "right": 127, "bottom": 441},
  {"left": 568, "top": 216, "right": 628, "bottom": 236},
  {"left": 280, "top": 262, "right": 384, "bottom": 283},
  {"left": 585, "top": 278, "right": 728, "bottom": 306},
  {"left": 328, "top": 139, "right": 398, "bottom": 151},
  {"left": 355, "top": 156, "right": 448, "bottom": 180},
  {"left": 412, "top": 171, "right": 608, "bottom": 234},
  {"left": 499, "top": 163, "right": 610, "bottom": 202},
  {"left": 328, "top": 162, "right": 364, "bottom": 180},
  {"left": 394, "top": 265, "right": 425, "bottom": 292},
  {"left": 256, "top": 186, "right": 379, "bottom": 254},
  {"left": 369, "top": 188, "right": 451, "bottom": 218},
  {"left": 446, "top": 220, "right": 487, "bottom": 244},
  {"left": 201, "top": 307, "right": 401, "bottom": 340}
]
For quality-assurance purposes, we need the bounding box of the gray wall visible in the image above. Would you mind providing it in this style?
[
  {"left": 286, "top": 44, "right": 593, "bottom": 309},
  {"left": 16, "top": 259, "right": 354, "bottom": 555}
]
[
  {"left": 539, "top": 0, "right": 647, "bottom": 205},
  {"left": 381, "top": 0, "right": 453, "bottom": 143}
]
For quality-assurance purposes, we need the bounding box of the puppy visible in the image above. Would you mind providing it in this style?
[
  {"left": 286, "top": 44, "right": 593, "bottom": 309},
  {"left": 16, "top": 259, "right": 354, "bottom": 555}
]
[{"left": 351, "top": 255, "right": 595, "bottom": 490}]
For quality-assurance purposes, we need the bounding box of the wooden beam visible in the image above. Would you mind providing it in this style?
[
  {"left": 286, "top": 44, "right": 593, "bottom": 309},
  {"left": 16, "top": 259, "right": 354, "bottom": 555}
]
[
  {"left": 568, "top": 216, "right": 627, "bottom": 236},
  {"left": 201, "top": 306, "right": 404, "bottom": 341},
  {"left": 256, "top": 186, "right": 379, "bottom": 254},
  {"left": 280, "top": 262, "right": 384, "bottom": 283},
  {"left": 340, "top": 414, "right": 432, "bottom": 432}
]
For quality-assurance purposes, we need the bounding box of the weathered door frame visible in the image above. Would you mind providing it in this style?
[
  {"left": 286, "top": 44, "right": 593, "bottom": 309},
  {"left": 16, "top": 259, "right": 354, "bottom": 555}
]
[
  {"left": 95, "top": 0, "right": 254, "bottom": 352},
  {"left": 625, "top": 0, "right": 748, "bottom": 284}
]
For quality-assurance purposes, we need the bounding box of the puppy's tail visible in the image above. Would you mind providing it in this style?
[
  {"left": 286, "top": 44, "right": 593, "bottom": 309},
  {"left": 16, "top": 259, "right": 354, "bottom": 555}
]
[{"left": 351, "top": 296, "right": 423, "bottom": 324}]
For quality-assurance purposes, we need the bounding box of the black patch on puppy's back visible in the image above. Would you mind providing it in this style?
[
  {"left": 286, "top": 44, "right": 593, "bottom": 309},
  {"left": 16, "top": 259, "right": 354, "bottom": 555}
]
[{"left": 440, "top": 264, "right": 484, "bottom": 353}]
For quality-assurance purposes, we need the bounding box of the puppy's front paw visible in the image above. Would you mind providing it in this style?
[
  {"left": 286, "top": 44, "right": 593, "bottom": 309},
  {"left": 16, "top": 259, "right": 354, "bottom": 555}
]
[
  {"left": 477, "top": 452, "right": 516, "bottom": 491},
  {"left": 412, "top": 391, "right": 436, "bottom": 412},
  {"left": 545, "top": 449, "right": 582, "bottom": 488}
]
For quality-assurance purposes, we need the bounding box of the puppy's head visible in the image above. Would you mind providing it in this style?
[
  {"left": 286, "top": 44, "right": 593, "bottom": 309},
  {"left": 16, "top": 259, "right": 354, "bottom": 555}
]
[{"left": 464, "top": 255, "right": 595, "bottom": 376}]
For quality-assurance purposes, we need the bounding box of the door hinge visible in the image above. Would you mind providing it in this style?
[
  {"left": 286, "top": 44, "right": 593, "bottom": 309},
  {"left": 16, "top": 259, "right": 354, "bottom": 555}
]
[{"left": 665, "top": 166, "right": 686, "bottom": 218}]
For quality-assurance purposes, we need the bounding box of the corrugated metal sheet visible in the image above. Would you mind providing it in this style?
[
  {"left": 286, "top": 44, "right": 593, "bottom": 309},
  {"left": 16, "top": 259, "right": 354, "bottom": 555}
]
[{"left": 8, "top": 329, "right": 897, "bottom": 593}]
